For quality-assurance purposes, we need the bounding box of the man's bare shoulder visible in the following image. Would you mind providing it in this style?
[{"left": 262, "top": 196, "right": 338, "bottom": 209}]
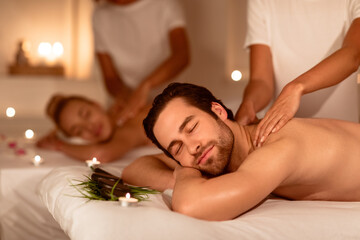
[
  {"left": 235, "top": 138, "right": 298, "bottom": 193},
  {"left": 240, "top": 136, "right": 299, "bottom": 177},
  {"left": 284, "top": 117, "right": 360, "bottom": 130},
  {"left": 266, "top": 117, "right": 360, "bottom": 143}
]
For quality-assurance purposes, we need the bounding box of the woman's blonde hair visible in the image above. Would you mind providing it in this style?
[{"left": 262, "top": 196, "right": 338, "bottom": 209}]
[{"left": 46, "top": 94, "right": 92, "bottom": 132}]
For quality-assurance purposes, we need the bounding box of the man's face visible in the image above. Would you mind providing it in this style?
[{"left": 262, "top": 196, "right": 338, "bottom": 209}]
[
  {"left": 59, "top": 99, "right": 114, "bottom": 143},
  {"left": 153, "top": 98, "right": 234, "bottom": 176}
]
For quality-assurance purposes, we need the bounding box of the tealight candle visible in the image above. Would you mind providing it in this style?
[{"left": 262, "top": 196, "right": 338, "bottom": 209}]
[
  {"left": 118, "top": 193, "right": 139, "bottom": 207},
  {"left": 85, "top": 157, "right": 101, "bottom": 168},
  {"left": 32, "top": 155, "right": 43, "bottom": 166}
]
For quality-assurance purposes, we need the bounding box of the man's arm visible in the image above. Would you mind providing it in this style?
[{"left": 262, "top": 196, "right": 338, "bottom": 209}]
[
  {"left": 255, "top": 18, "right": 360, "bottom": 147},
  {"left": 122, "top": 153, "right": 178, "bottom": 191},
  {"left": 235, "top": 44, "right": 275, "bottom": 125},
  {"left": 172, "top": 141, "right": 295, "bottom": 221}
]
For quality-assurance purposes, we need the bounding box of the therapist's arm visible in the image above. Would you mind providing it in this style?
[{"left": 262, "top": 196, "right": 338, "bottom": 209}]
[
  {"left": 117, "top": 27, "right": 190, "bottom": 124},
  {"left": 255, "top": 18, "right": 360, "bottom": 147},
  {"left": 96, "top": 52, "right": 131, "bottom": 99},
  {"left": 235, "top": 44, "right": 275, "bottom": 126}
]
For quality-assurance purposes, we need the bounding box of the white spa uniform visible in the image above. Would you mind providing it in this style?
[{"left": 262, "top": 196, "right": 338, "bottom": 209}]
[
  {"left": 245, "top": 0, "right": 360, "bottom": 121},
  {"left": 93, "top": 0, "right": 186, "bottom": 89}
]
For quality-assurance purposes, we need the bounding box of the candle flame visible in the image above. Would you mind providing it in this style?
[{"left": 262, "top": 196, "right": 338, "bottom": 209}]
[
  {"left": 92, "top": 157, "right": 97, "bottom": 163},
  {"left": 38, "top": 42, "right": 52, "bottom": 57},
  {"left": 52, "top": 42, "right": 64, "bottom": 57},
  {"left": 34, "top": 155, "right": 41, "bottom": 162},
  {"left": 126, "top": 193, "right": 130, "bottom": 199}
]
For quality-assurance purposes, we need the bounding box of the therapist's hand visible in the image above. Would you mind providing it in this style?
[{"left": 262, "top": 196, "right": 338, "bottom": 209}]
[
  {"left": 116, "top": 83, "right": 150, "bottom": 126},
  {"left": 108, "top": 94, "right": 129, "bottom": 123},
  {"left": 254, "top": 84, "right": 302, "bottom": 147},
  {"left": 235, "top": 102, "right": 259, "bottom": 126}
]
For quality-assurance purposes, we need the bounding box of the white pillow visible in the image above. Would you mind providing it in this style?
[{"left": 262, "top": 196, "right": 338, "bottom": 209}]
[
  {"left": 39, "top": 166, "right": 360, "bottom": 240},
  {"left": 56, "top": 131, "right": 89, "bottom": 145}
]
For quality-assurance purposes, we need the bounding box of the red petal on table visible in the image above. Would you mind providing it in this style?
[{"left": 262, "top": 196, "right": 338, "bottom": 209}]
[
  {"left": 8, "top": 141, "right": 17, "bottom": 148},
  {"left": 15, "top": 148, "right": 26, "bottom": 155}
]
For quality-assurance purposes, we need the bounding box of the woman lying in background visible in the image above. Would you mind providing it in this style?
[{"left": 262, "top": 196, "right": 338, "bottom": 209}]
[{"left": 36, "top": 94, "right": 151, "bottom": 163}]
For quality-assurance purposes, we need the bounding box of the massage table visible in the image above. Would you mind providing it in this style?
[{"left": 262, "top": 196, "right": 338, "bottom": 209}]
[{"left": 39, "top": 161, "right": 360, "bottom": 240}]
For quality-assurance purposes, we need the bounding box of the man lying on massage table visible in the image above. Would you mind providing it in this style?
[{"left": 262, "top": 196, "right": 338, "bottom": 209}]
[{"left": 122, "top": 82, "right": 360, "bottom": 221}]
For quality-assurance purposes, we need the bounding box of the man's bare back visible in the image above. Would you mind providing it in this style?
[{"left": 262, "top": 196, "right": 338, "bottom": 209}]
[{"left": 245, "top": 118, "right": 360, "bottom": 201}]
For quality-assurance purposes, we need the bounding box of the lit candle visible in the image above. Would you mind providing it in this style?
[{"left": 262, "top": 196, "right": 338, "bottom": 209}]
[
  {"left": 118, "top": 193, "right": 139, "bottom": 207},
  {"left": 52, "top": 42, "right": 64, "bottom": 59},
  {"left": 85, "top": 157, "right": 101, "bottom": 168},
  {"left": 38, "top": 42, "right": 52, "bottom": 64},
  {"left": 32, "top": 155, "right": 43, "bottom": 166}
]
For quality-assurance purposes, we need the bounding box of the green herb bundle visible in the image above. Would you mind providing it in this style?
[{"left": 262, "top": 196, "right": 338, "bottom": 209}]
[{"left": 71, "top": 167, "right": 159, "bottom": 202}]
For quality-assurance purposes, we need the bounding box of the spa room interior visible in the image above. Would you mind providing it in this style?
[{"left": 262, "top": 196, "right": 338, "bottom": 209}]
[{"left": 1, "top": 0, "right": 360, "bottom": 240}]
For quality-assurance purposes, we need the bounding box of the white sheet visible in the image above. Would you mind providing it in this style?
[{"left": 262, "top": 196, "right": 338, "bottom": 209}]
[{"left": 39, "top": 166, "right": 360, "bottom": 240}]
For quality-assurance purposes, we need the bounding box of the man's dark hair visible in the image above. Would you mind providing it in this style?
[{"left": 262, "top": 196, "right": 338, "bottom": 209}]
[{"left": 143, "top": 82, "right": 234, "bottom": 159}]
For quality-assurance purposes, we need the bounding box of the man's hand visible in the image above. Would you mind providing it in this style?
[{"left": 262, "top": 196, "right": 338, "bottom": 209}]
[
  {"left": 235, "top": 102, "right": 259, "bottom": 126},
  {"left": 254, "top": 83, "right": 302, "bottom": 147}
]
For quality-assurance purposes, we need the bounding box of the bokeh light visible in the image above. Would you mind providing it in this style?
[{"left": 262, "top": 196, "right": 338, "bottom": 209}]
[
  {"left": 231, "top": 70, "right": 243, "bottom": 81},
  {"left": 25, "top": 129, "right": 35, "bottom": 139},
  {"left": 6, "top": 107, "right": 16, "bottom": 118}
]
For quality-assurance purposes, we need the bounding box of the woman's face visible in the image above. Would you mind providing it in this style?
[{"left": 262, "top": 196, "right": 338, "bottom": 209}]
[{"left": 58, "top": 99, "right": 114, "bottom": 143}]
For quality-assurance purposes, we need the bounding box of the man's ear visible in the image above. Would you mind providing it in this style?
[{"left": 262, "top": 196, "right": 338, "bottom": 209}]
[{"left": 211, "top": 102, "right": 228, "bottom": 120}]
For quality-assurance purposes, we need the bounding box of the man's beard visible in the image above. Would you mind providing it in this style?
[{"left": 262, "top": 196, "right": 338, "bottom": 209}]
[{"left": 195, "top": 118, "right": 234, "bottom": 176}]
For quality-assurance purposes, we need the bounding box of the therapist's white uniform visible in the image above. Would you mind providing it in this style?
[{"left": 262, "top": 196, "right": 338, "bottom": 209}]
[{"left": 245, "top": 0, "right": 360, "bottom": 121}]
